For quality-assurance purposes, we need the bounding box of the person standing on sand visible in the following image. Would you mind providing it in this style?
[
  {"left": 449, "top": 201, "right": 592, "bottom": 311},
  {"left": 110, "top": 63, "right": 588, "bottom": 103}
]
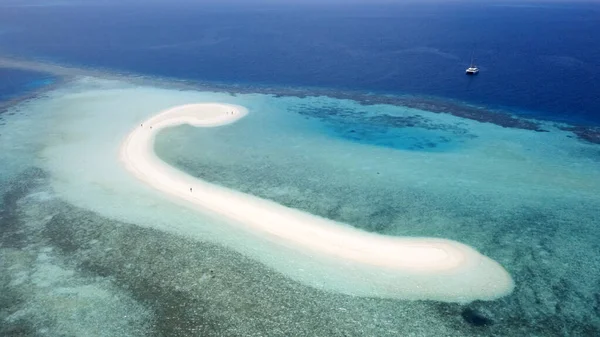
[{"left": 190, "top": 187, "right": 192, "bottom": 192}]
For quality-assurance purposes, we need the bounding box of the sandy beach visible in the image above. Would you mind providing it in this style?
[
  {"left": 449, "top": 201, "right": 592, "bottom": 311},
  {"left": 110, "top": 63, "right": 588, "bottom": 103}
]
[{"left": 120, "top": 103, "right": 514, "bottom": 301}]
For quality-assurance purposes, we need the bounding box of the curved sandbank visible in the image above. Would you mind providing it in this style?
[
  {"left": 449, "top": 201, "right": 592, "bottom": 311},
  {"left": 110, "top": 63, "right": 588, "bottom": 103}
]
[{"left": 120, "top": 103, "right": 514, "bottom": 302}]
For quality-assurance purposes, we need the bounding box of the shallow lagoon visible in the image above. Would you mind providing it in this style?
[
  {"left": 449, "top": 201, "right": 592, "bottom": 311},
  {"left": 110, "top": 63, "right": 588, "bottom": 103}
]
[{"left": 1, "top": 75, "right": 599, "bottom": 336}]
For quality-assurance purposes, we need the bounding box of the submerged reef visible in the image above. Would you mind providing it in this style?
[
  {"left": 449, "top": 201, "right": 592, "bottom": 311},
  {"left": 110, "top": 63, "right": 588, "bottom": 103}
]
[
  {"left": 1, "top": 167, "right": 599, "bottom": 336},
  {"left": 235, "top": 85, "right": 549, "bottom": 132},
  {"left": 5, "top": 57, "right": 600, "bottom": 145},
  {"left": 378, "top": 96, "right": 547, "bottom": 132},
  {"left": 234, "top": 85, "right": 548, "bottom": 132},
  {"left": 559, "top": 125, "right": 600, "bottom": 145},
  {"left": 291, "top": 102, "right": 474, "bottom": 151},
  {"left": 0, "top": 66, "right": 599, "bottom": 335}
]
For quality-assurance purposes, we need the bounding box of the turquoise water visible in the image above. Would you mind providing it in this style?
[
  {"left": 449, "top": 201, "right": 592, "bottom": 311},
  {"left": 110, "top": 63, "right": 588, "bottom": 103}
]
[
  {"left": 0, "top": 74, "right": 599, "bottom": 335},
  {"left": 155, "top": 94, "right": 599, "bottom": 239},
  {"left": 154, "top": 92, "right": 600, "bottom": 334},
  {"left": 2, "top": 1, "right": 600, "bottom": 333},
  {"left": 155, "top": 96, "right": 477, "bottom": 236}
]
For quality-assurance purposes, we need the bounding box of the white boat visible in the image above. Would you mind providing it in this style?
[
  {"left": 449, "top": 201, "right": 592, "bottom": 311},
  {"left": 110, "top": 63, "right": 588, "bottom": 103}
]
[
  {"left": 466, "top": 51, "right": 479, "bottom": 75},
  {"left": 466, "top": 65, "right": 479, "bottom": 75}
]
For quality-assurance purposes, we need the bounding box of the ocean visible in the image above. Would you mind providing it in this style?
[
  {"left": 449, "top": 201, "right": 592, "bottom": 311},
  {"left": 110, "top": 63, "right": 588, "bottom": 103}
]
[
  {"left": 1, "top": 1, "right": 599, "bottom": 336},
  {"left": 1, "top": 1, "right": 599, "bottom": 123},
  {"left": 0, "top": 68, "right": 54, "bottom": 102}
]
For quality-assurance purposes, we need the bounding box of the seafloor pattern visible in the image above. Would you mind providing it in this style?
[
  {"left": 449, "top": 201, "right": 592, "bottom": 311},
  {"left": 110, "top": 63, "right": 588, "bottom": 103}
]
[{"left": 1, "top": 65, "right": 599, "bottom": 336}]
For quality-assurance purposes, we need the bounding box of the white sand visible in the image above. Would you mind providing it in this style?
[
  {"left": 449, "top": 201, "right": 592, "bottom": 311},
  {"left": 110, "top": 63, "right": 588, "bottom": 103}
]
[{"left": 120, "top": 103, "right": 514, "bottom": 301}]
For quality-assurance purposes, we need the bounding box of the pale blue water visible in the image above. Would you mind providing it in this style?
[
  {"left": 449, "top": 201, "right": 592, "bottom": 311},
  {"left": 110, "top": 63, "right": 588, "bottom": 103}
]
[
  {"left": 152, "top": 91, "right": 600, "bottom": 335},
  {"left": 1, "top": 1, "right": 600, "bottom": 336}
]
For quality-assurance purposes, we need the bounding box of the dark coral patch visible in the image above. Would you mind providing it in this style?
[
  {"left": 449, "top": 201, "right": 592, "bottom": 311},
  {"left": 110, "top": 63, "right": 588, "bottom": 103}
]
[
  {"left": 461, "top": 308, "right": 494, "bottom": 327},
  {"left": 560, "top": 125, "right": 600, "bottom": 144}
]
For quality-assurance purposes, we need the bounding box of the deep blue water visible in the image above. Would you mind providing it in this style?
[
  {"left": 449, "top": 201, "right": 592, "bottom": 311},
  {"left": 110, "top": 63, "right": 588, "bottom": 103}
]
[
  {"left": 0, "top": 1, "right": 599, "bottom": 124},
  {"left": 0, "top": 68, "right": 55, "bottom": 101}
]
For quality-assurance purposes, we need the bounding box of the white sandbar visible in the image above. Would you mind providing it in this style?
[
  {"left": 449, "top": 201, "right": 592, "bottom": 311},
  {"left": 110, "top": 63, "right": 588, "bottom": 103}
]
[{"left": 120, "top": 103, "right": 514, "bottom": 301}]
